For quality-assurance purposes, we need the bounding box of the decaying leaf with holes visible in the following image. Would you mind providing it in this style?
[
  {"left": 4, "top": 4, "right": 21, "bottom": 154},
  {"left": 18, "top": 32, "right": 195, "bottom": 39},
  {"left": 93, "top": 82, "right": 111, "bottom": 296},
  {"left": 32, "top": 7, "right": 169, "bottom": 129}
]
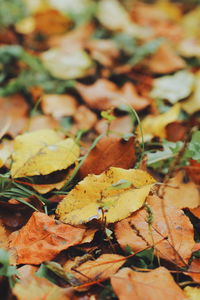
[
  {"left": 11, "top": 129, "right": 80, "bottom": 179},
  {"left": 56, "top": 167, "right": 156, "bottom": 225},
  {"left": 115, "top": 195, "right": 195, "bottom": 266}
]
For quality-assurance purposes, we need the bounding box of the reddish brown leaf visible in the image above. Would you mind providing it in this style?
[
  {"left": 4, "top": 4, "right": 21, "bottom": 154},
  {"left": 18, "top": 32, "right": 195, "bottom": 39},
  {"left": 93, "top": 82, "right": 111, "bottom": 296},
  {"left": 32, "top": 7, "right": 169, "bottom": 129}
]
[
  {"left": 9, "top": 212, "right": 85, "bottom": 264},
  {"left": 95, "top": 116, "right": 133, "bottom": 137},
  {"left": 79, "top": 136, "right": 136, "bottom": 178}
]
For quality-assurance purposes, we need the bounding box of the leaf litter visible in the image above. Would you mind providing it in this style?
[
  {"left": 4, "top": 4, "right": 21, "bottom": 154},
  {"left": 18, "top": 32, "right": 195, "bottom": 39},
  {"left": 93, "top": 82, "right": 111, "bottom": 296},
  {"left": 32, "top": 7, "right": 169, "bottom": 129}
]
[{"left": 0, "top": 0, "right": 200, "bottom": 299}]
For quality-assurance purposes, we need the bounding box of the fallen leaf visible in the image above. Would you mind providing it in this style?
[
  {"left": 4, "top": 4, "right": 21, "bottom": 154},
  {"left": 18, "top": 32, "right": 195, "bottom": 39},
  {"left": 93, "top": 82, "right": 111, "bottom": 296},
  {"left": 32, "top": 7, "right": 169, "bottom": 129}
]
[
  {"left": 76, "top": 79, "right": 149, "bottom": 111},
  {"left": 150, "top": 70, "right": 194, "bottom": 104},
  {"left": 24, "top": 115, "right": 59, "bottom": 132},
  {"left": 34, "top": 9, "right": 70, "bottom": 36},
  {"left": 186, "top": 259, "right": 200, "bottom": 283},
  {"left": 0, "top": 223, "right": 8, "bottom": 250},
  {"left": 111, "top": 267, "right": 187, "bottom": 300},
  {"left": 144, "top": 44, "right": 186, "bottom": 74},
  {"left": 163, "top": 171, "right": 200, "bottom": 209},
  {"left": 86, "top": 39, "right": 119, "bottom": 67},
  {"left": 0, "top": 139, "right": 13, "bottom": 169},
  {"left": 64, "top": 254, "right": 124, "bottom": 283},
  {"left": 41, "top": 49, "right": 93, "bottom": 80},
  {"left": 95, "top": 116, "right": 133, "bottom": 137},
  {"left": 73, "top": 105, "right": 97, "bottom": 131},
  {"left": 79, "top": 136, "right": 136, "bottom": 178},
  {"left": 115, "top": 195, "right": 195, "bottom": 266},
  {"left": 140, "top": 103, "right": 181, "bottom": 140},
  {"left": 97, "top": 0, "right": 147, "bottom": 38},
  {"left": 166, "top": 121, "right": 187, "bottom": 142},
  {"left": 11, "top": 129, "right": 80, "bottom": 178},
  {"left": 184, "top": 286, "right": 200, "bottom": 300},
  {"left": 9, "top": 212, "right": 85, "bottom": 264},
  {"left": 56, "top": 167, "right": 155, "bottom": 225},
  {"left": 41, "top": 94, "right": 78, "bottom": 119},
  {"left": 13, "top": 274, "right": 73, "bottom": 300},
  {"left": 182, "top": 71, "right": 200, "bottom": 114}
]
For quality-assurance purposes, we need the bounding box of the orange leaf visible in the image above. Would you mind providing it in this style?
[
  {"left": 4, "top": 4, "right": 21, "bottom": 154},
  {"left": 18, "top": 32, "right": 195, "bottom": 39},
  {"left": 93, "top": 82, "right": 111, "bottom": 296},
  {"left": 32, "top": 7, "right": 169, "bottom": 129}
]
[
  {"left": 76, "top": 79, "right": 149, "bottom": 111},
  {"left": 64, "top": 254, "right": 125, "bottom": 283},
  {"left": 115, "top": 195, "right": 195, "bottom": 266},
  {"left": 9, "top": 212, "right": 85, "bottom": 264},
  {"left": 111, "top": 267, "right": 186, "bottom": 300},
  {"left": 79, "top": 136, "right": 136, "bottom": 178}
]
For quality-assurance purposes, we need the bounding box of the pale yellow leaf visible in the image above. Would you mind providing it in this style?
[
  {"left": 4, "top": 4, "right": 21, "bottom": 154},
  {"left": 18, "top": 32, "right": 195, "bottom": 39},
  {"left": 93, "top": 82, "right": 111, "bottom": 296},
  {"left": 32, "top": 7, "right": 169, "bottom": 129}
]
[
  {"left": 184, "top": 286, "right": 200, "bottom": 300},
  {"left": 56, "top": 167, "right": 156, "bottom": 225},
  {"left": 41, "top": 49, "right": 93, "bottom": 80},
  {"left": 182, "top": 71, "right": 200, "bottom": 114},
  {"left": 11, "top": 129, "right": 80, "bottom": 178}
]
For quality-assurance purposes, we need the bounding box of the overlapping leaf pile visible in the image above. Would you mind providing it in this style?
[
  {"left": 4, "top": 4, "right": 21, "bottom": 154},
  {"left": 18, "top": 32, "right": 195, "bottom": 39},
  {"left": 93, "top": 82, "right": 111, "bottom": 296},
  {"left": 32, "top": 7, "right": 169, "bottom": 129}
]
[{"left": 1, "top": 0, "right": 200, "bottom": 299}]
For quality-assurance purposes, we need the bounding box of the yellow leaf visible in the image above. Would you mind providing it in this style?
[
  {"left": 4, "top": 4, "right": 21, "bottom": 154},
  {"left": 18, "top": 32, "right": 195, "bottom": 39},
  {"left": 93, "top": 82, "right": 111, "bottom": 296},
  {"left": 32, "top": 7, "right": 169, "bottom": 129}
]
[
  {"left": 11, "top": 129, "right": 80, "bottom": 178},
  {"left": 56, "top": 167, "right": 156, "bottom": 225},
  {"left": 140, "top": 103, "right": 181, "bottom": 140},
  {"left": 15, "top": 17, "right": 36, "bottom": 34},
  {"left": 184, "top": 286, "right": 200, "bottom": 300},
  {"left": 182, "top": 71, "right": 200, "bottom": 114}
]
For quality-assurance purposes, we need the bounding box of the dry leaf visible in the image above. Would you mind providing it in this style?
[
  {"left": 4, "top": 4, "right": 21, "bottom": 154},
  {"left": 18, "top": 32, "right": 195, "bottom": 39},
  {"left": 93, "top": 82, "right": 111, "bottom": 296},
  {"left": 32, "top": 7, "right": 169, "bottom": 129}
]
[
  {"left": 111, "top": 267, "right": 187, "bottom": 300},
  {"left": 64, "top": 254, "right": 124, "bottom": 283},
  {"left": 163, "top": 171, "right": 200, "bottom": 209},
  {"left": 115, "top": 195, "right": 195, "bottom": 266},
  {"left": 76, "top": 79, "right": 149, "bottom": 111},
  {"left": 73, "top": 105, "right": 97, "bottom": 131},
  {"left": 13, "top": 274, "right": 73, "bottom": 300},
  {"left": 0, "top": 139, "right": 13, "bottom": 169},
  {"left": 0, "top": 223, "right": 8, "bottom": 250},
  {"left": 182, "top": 71, "right": 200, "bottom": 114},
  {"left": 11, "top": 129, "right": 80, "bottom": 178},
  {"left": 166, "top": 121, "right": 187, "bottom": 142},
  {"left": 79, "top": 136, "right": 136, "bottom": 178},
  {"left": 41, "top": 49, "right": 93, "bottom": 80},
  {"left": 144, "top": 44, "right": 185, "bottom": 74},
  {"left": 9, "top": 212, "right": 85, "bottom": 264},
  {"left": 41, "top": 94, "right": 78, "bottom": 119},
  {"left": 140, "top": 103, "right": 181, "bottom": 140},
  {"left": 95, "top": 116, "right": 133, "bottom": 137},
  {"left": 56, "top": 167, "right": 155, "bottom": 225},
  {"left": 24, "top": 115, "right": 59, "bottom": 132},
  {"left": 150, "top": 70, "right": 194, "bottom": 104},
  {"left": 186, "top": 259, "right": 200, "bottom": 283},
  {"left": 184, "top": 286, "right": 200, "bottom": 300}
]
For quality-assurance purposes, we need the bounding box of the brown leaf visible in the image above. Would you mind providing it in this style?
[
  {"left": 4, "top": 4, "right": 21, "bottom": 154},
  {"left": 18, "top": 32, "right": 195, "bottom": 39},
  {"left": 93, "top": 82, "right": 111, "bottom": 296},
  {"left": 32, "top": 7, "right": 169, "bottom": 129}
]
[
  {"left": 111, "top": 267, "right": 186, "bottom": 300},
  {"left": 95, "top": 116, "right": 133, "bottom": 137},
  {"left": 79, "top": 136, "right": 136, "bottom": 178},
  {"left": 86, "top": 39, "right": 119, "bottom": 67},
  {"left": 163, "top": 171, "right": 200, "bottom": 209},
  {"left": 0, "top": 222, "right": 8, "bottom": 249},
  {"left": 187, "top": 259, "right": 200, "bottom": 283},
  {"left": 24, "top": 115, "right": 59, "bottom": 132},
  {"left": 13, "top": 274, "right": 73, "bottom": 300},
  {"left": 143, "top": 44, "right": 185, "bottom": 74},
  {"left": 76, "top": 79, "right": 149, "bottom": 111},
  {"left": 0, "top": 94, "right": 28, "bottom": 137},
  {"left": 115, "top": 195, "right": 195, "bottom": 266},
  {"left": 73, "top": 105, "right": 97, "bottom": 131},
  {"left": 41, "top": 94, "right": 78, "bottom": 119},
  {"left": 166, "top": 121, "right": 187, "bottom": 142},
  {"left": 34, "top": 9, "right": 70, "bottom": 36},
  {"left": 186, "top": 160, "right": 200, "bottom": 185},
  {"left": 8, "top": 212, "right": 85, "bottom": 264},
  {"left": 64, "top": 254, "right": 124, "bottom": 283}
]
